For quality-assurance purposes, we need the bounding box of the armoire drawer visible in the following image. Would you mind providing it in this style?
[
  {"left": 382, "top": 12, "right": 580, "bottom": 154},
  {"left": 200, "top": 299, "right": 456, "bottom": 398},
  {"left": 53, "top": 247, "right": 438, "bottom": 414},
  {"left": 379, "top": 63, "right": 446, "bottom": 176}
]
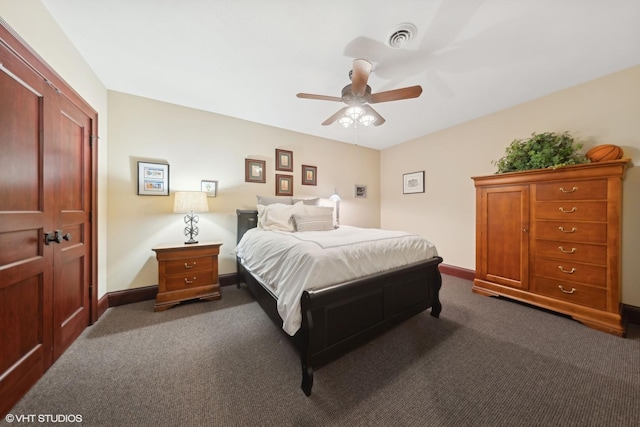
[
  {"left": 536, "top": 179, "right": 607, "bottom": 201},
  {"left": 535, "top": 201, "right": 607, "bottom": 221},
  {"left": 535, "top": 221, "right": 607, "bottom": 243},
  {"left": 533, "top": 277, "right": 606, "bottom": 311},
  {"left": 535, "top": 240, "right": 607, "bottom": 265},
  {"left": 534, "top": 257, "right": 606, "bottom": 286},
  {"left": 165, "top": 256, "right": 213, "bottom": 275}
]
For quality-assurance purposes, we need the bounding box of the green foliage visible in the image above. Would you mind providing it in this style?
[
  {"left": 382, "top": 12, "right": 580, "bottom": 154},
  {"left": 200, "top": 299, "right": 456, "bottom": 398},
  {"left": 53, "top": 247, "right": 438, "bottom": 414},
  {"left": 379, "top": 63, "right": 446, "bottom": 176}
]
[{"left": 492, "top": 132, "right": 589, "bottom": 174}]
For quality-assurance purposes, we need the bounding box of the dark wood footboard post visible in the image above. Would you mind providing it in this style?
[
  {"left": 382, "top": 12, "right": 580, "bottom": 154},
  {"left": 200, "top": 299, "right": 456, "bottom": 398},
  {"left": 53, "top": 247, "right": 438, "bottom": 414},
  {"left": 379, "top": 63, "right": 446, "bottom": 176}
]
[
  {"left": 299, "top": 292, "right": 314, "bottom": 396},
  {"left": 430, "top": 267, "right": 443, "bottom": 318}
]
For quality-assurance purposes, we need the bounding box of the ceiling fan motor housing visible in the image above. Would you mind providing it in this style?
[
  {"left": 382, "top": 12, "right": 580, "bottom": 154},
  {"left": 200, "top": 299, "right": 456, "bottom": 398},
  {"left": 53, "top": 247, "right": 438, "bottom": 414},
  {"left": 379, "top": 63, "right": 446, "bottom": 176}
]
[{"left": 342, "top": 84, "right": 372, "bottom": 105}]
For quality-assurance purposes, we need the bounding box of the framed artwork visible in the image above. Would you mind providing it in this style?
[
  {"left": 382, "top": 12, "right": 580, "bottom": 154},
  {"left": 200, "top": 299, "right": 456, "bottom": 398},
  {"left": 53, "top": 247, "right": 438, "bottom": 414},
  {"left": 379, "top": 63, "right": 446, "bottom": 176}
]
[
  {"left": 276, "top": 149, "right": 293, "bottom": 172},
  {"left": 403, "top": 171, "right": 425, "bottom": 194},
  {"left": 137, "top": 161, "right": 169, "bottom": 196},
  {"left": 276, "top": 174, "right": 293, "bottom": 196},
  {"left": 201, "top": 180, "right": 218, "bottom": 197},
  {"left": 301, "top": 164, "right": 317, "bottom": 186},
  {"left": 355, "top": 184, "right": 367, "bottom": 198},
  {"left": 245, "top": 159, "right": 266, "bottom": 183}
]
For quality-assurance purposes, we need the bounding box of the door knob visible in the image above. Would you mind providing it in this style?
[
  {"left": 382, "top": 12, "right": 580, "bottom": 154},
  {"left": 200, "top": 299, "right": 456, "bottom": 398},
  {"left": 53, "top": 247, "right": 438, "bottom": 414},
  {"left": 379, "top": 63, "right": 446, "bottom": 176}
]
[{"left": 44, "top": 231, "right": 62, "bottom": 245}]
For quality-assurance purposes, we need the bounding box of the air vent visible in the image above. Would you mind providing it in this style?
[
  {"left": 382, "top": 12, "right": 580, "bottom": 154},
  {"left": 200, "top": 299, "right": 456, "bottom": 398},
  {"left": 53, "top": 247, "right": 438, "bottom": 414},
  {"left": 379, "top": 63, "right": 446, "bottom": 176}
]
[{"left": 387, "top": 23, "right": 417, "bottom": 49}]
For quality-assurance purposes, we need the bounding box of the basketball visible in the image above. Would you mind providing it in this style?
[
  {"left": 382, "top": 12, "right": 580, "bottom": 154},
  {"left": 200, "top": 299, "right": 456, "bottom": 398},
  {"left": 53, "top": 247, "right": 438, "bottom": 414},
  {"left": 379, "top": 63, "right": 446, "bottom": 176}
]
[{"left": 586, "top": 144, "right": 624, "bottom": 162}]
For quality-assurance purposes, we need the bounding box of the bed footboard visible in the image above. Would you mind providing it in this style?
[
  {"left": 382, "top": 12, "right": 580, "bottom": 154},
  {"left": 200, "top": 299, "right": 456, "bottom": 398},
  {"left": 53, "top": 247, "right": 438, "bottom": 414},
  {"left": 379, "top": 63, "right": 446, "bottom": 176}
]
[{"left": 297, "top": 256, "right": 443, "bottom": 395}]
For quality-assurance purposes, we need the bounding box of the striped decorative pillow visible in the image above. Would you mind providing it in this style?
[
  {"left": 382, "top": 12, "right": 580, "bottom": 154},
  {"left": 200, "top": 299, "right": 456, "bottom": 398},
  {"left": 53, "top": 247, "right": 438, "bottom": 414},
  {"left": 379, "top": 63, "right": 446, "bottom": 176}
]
[{"left": 293, "top": 214, "right": 335, "bottom": 232}]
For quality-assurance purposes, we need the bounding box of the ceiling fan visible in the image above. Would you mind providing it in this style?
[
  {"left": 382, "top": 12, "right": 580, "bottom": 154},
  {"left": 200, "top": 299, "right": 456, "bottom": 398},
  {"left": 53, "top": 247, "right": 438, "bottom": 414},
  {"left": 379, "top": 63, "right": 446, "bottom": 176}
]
[{"left": 296, "top": 58, "right": 423, "bottom": 127}]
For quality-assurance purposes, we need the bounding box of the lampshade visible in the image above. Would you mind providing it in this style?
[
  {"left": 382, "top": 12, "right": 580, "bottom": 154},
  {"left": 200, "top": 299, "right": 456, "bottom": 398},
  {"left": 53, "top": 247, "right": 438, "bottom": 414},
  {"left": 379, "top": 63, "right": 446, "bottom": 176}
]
[
  {"left": 329, "top": 189, "right": 341, "bottom": 202},
  {"left": 173, "top": 191, "right": 209, "bottom": 213}
]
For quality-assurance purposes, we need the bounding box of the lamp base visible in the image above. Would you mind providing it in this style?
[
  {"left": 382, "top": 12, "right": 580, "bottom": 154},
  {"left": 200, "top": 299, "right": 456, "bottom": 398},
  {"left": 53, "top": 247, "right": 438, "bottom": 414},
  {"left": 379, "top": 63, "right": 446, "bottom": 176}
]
[{"left": 184, "top": 240, "right": 198, "bottom": 245}]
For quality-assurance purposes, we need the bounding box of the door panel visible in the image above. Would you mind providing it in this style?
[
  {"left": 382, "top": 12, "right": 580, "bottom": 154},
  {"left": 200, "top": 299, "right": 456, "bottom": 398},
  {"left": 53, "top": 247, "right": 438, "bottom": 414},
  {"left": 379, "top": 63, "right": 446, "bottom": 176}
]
[
  {"left": 0, "top": 57, "right": 52, "bottom": 412},
  {"left": 49, "top": 97, "right": 92, "bottom": 360}
]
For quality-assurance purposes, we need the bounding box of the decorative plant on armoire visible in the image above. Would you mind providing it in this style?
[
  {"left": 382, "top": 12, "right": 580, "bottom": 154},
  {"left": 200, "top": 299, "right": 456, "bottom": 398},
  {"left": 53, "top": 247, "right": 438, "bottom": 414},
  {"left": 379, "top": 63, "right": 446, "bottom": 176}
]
[{"left": 492, "top": 131, "right": 589, "bottom": 173}]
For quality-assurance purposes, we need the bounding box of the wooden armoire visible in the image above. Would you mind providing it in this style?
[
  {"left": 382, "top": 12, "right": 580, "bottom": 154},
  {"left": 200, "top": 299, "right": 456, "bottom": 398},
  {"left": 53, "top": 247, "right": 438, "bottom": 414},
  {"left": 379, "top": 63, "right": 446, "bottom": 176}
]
[
  {"left": 0, "top": 19, "right": 98, "bottom": 415},
  {"left": 472, "top": 159, "right": 630, "bottom": 337}
]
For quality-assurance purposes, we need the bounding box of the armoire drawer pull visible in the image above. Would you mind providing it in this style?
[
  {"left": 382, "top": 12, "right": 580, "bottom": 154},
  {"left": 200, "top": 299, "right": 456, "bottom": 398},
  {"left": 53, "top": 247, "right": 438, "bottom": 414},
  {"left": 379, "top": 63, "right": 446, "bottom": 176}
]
[
  {"left": 558, "top": 246, "right": 577, "bottom": 254},
  {"left": 558, "top": 226, "right": 577, "bottom": 233},
  {"left": 558, "top": 285, "right": 577, "bottom": 294},
  {"left": 559, "top": 186, "right": 578, "bottom": 193},
  {"left": 184, "top": 262, "right": 196, "bottom": 269},
  {"left": 184, "top": 277, "right": 197, "bottom": 284},
  {"left": 558, "top": 266, "right": 576, "bottom": 274},
  {"left": 559, "top": 207, "right": 577, "bottom": 213}
]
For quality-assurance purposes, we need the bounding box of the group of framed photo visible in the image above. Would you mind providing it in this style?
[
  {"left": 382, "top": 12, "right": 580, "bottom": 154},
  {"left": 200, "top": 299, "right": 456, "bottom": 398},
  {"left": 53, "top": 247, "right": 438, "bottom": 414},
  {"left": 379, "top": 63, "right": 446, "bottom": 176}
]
[{"left": 245, "top": 149, "right": 317, "bottom": 196}]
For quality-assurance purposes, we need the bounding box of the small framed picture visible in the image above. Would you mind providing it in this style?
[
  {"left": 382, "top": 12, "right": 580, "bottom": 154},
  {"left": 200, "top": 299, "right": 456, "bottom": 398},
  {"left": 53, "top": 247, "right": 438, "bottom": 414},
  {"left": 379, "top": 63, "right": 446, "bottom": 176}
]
[
  {"left": 355, "top": 184, "right": 367, "bottom": 198},
  {"left": 201, "top": 180, "right": 218, "bottom": 197},
  {"left": 137, "top": 161, "right": 170, "bottom": 196},
  {"left": 245, "top": 159, "right": 266, "bottom": 183},
  {"left": 301, "top": 165, "right": 317, "bottom": 186},
  {"left": 276, "top": 149, "right": 293, "bottom": 172},
  {"left": 276, "top": 174, "right": 293, "bottom": 196},
  {"left": 403, "top": 171, "right": 425, "bottom": 194}
]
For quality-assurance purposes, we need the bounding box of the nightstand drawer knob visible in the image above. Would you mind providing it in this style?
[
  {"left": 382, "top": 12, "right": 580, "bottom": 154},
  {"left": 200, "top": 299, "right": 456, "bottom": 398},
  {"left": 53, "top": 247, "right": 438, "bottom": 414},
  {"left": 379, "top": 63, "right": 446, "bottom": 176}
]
[
  {"left": 184, "top": 262, "right": 196, "bottom": 269},
  {"left": 184, "top": 277, "right": 197, "bottom": 284},
  {"left": 558, "top": 266, "right": 577, "bottom": 274}
]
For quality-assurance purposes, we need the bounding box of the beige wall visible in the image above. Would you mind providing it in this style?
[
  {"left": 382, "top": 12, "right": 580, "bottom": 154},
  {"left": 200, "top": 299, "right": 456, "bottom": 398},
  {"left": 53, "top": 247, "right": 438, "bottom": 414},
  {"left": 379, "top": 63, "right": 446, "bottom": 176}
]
[
  {"left": 381, "top": 66, "right": 640, "bottom": 306},
  {"left": 107, "top": 91, "right": 380, "bottom": 293},
  {"left": 0, "top": 0, "right": 110, "bottom": 297}
]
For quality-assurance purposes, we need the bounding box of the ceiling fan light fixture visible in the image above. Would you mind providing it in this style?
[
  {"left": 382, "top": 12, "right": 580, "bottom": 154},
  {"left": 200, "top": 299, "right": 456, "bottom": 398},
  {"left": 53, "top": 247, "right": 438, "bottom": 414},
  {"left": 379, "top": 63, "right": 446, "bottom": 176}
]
[
  {"left": 359, "top": 114, "right": 376, "bottom": 126},
  {"left": 345, "top": 106, "right": 364, "bottom": 120},
  {"left": 338, "top": 116, "right": 354, "bottom": 128}
]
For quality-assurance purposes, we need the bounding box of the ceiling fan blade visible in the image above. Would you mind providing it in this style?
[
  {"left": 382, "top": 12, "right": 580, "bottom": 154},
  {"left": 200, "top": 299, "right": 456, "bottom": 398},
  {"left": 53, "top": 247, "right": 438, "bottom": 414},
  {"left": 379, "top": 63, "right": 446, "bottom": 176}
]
[
  {"left": 362, "top": 105, "right": 385, "bottom": 126},
  {"left": 351, "top": 59, "right": 371, "bottom": 96},
  {"left": 297, "top": 93, "right": 343, "bottom": 102},
  {"left": 321, "top": 106, "right": 349, "bottom": 126},
  {"left": 369, "top": 85, "right": 423, "bottom": 103}
]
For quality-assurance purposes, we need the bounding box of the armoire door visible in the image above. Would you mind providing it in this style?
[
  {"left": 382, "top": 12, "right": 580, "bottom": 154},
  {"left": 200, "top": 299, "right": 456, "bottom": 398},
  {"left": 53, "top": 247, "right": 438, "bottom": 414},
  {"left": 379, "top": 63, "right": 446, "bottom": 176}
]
[
  {"left": 0, "top": 25, "right": 94, "bottom": 415},
  {"left": 476, "top": 185, "right": 530, "bottom": 290}
]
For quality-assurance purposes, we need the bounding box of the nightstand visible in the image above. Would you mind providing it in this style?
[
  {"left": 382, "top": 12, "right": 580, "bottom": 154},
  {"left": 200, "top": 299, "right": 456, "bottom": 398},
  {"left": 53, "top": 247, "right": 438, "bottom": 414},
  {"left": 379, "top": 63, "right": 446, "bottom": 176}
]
[{"left": 152, "top": 241, "right": 222, "bottom": 311}]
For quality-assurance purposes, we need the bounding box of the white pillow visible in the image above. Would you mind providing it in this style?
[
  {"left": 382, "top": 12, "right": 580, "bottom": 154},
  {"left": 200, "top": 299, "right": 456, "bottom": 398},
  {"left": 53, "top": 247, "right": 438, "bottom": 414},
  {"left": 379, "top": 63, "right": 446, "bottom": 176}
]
[
  {"left": 260, "top": 202, "right": 302, "bottom": 232},
  {"left": 293, "top": 213, "right": 335, "bottom": 232}
]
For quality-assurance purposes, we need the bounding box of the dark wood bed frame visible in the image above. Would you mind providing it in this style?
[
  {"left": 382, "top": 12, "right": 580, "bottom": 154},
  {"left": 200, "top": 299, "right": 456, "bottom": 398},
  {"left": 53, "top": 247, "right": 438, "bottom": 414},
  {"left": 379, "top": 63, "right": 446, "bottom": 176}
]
[{"left": 236, "top": 209, "right": 443, "bottom": 396}]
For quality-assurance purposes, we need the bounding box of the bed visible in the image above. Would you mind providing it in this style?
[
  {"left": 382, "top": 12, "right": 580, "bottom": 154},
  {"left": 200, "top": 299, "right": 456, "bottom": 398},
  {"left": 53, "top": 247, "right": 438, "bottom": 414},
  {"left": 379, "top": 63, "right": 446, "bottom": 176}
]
[{"left": 235, "top": 204, "right": 443, "bottom": 396}]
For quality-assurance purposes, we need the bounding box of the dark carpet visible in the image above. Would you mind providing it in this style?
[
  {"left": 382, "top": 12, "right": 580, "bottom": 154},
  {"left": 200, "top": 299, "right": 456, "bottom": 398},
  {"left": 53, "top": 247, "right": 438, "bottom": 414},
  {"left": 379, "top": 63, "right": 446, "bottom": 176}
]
[{"left": 3, "top": 275, "right": 639, "bottom": 426}]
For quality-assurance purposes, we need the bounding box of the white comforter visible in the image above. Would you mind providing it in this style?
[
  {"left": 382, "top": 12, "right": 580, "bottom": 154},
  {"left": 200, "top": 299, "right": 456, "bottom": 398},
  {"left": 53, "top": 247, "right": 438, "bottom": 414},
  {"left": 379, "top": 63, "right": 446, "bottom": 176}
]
[{"left": 235, "top": 226, "right": 439, "bottom": 335}]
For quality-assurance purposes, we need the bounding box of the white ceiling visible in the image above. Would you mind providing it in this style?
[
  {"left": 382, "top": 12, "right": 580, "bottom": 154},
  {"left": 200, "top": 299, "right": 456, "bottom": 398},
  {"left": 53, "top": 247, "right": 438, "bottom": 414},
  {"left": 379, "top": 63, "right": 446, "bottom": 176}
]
[{"left": 41, "top": 0, "right": 640, "bottom": 150}]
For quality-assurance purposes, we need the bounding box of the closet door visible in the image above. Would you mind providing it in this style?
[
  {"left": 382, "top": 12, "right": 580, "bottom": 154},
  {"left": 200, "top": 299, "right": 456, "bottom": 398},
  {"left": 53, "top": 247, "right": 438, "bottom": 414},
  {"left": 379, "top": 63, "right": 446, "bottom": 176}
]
[
  {"left": 47, "top": 93, "right": 93, "bottom": 360},
  {"left": 0, "top": 55, "right": 53, "bottom": 413},
  {"left": 0, "top": 27, "right": 94, "bottom": 415}
]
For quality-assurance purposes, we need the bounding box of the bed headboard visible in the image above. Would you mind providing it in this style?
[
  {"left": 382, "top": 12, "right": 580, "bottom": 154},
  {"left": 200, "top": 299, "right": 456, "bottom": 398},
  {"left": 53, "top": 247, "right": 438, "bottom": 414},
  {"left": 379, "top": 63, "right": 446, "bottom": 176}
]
[{"left": 236, "top": 209, "right": 258, "bottom": 243}]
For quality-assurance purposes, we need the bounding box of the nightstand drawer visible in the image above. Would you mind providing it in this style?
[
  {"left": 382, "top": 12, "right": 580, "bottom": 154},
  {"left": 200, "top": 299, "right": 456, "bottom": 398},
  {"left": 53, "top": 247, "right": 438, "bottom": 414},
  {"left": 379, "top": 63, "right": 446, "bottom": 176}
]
[
  {"left": 165, "top": 256, "right": 213, "bottom": 275},
  {"left": 165, "top": 271, "right": 214, "bottom": 292},
  {"left": 535, "top": 201, "right": 607, "bottom": 221},
  {"left": 533, "top": 277, "right": 606, "bottom": 311},
  {"left": 536, "top": 179, "right": 607, "bottom": 201},
  {"left": 535, "top": 240, "right": 606, "bottom": 265}
]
